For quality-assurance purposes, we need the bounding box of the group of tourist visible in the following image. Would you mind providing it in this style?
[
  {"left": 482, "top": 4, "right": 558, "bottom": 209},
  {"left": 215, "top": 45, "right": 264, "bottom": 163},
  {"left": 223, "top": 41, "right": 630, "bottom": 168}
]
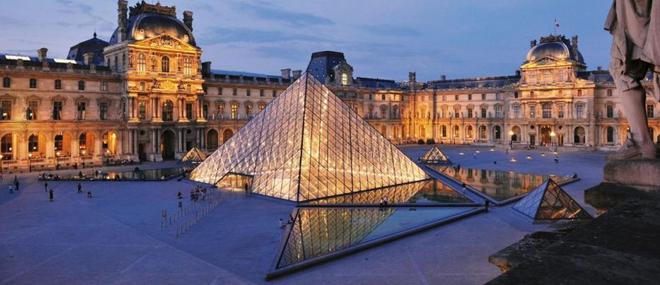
[{"left": 5, "top": 176, "right": 20, "bottom": 194}]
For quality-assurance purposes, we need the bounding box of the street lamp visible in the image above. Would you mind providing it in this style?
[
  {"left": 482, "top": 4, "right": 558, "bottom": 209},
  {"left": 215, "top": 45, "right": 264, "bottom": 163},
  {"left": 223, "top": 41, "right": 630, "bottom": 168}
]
[
  {"left": 0, "top": 154, "right": 3, "bottom": 174},
  {"left": 28, "top": 152, "right": 32, "bottom": 172},
  {"left": 550, "top": 130, "right": 557, "bottom": 150},
  {"left": 55, "top": 151, "right": 61, "bottom": 170},
  {"left": 81, "top": 149, "right": 86, "bottom": 168}
]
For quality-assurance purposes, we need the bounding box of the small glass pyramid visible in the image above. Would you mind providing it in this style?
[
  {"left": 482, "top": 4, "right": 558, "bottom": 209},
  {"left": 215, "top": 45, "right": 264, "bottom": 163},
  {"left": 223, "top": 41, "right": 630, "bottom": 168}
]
[
  {"left": 181, "top": 147, "right": 207, "bottom": 163},
  {"left": 190, "top": 74, "right": 428, "bottom": 202},
  {"left": 420, "top": 146, "right": 450, "bottom": 164},
  {"left": 513, "top": 178, "right": 592, "bottom": 221}
]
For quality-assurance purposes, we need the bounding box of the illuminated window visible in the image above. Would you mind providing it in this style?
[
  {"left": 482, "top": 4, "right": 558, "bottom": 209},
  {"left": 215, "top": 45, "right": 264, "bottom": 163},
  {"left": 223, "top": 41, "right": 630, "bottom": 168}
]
[
  {"left": 245, "top": 103, "right": 253, "bottom": 118},
  {"left": 647, "top": 104, "right": 655, "bottom": 118},
  {"left": 230, "top": 103, "right": 239, "bottom": 119},
  {"left": 161, "top": 56, "right": 170, "bottom": 73},
  {"left": 183, "top": 57, "right": 193, "bottom": 75},
  {"left": 529, "top": 104, "right": 536, "bottom": 119},
  {"left": 137, "top": 53, "right": 146, "bottom": 72},
  {"left": 341, "top": 73, "right": 349, "bottom": 86},
  {"left": 138, "top": 102, "right": 146, "bottom": 120},
  {"left": 79, "top": 133, "right": 87, "bottom": 151},
  {"left": 217, "top": 102, "right": 225, "bottom": 119},
  {"left": 542, "top": 103, "right": 551, "bottom": 118},
  {"left": 558, "top": 104, "right": 565, "bottom": 118},
  {"left": 258, "top": 102, "right": 266, "bottom": 112},
  {"left": 54, "top": 135, "right": 63, "bottom": 151},
  {"left": 1, "top": 134, "right": 12, "bottom": 160},
  {"left": 27, "top": 101, "right": 38, "bottom": 120},
  {"left": 28, "top": 135, "right": 39, "bottom": 152},
  {"left": 0, "top": 100, "right": 11, "bottom": 120}
]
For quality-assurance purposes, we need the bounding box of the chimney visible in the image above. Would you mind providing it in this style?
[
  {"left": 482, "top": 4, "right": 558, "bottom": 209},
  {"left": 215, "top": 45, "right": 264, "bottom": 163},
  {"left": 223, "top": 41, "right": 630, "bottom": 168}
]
[
  {"left": 37, "top": 47, "right": 48, "bottom": 61},
  {"left": 292, "top": 70, "right": 302, "bottom": 79},
  {"left": 515, "top": 70, "right": 521, "bottom": 76},
  {"left": 183, "top": 11, "right": 193, "bottom": 32},
  {"left": 201, "top": 61, "right": 211, "bottom": 77},
  {"left": 83, "top": 52, "right": 95, "bottom": 65},
  {"left": 530, "top": 39, "right": 537, "bottom": 48},
  {"left": 571, "top": 35, "right": 579, "bottom": 56},
  {"left": 408, "top": 72, "right": 416, "bottom": 91},
  {"left": 117, "top": 0, "right": 128, "bottom": 42},
  {"left": 281, "top": 68, "right": 291, "bottom": 80},
  {"left": 440, "top": 75, "right": 446, "bottom": 81}
]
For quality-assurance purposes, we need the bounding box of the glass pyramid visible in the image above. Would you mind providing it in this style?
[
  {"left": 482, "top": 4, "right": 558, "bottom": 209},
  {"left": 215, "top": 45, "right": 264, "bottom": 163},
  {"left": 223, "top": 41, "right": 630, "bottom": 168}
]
[
  {"left": 181, "top": 147, "right": 207, "bottom": 163},
  {"left": 419, "top": 146, "right": 450, "bottom": 164},
  {"left": 190, "top": 74, "right": 428, "bottom": 202},
  {"left": 512, "top": 178, "right": 592, "bottom": 221}
]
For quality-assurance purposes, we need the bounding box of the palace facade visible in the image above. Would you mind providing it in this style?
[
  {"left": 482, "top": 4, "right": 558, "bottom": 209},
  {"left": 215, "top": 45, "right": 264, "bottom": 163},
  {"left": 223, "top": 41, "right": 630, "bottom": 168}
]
[{"left": 1, "top": 1, "right": 659, "bottom": 172}]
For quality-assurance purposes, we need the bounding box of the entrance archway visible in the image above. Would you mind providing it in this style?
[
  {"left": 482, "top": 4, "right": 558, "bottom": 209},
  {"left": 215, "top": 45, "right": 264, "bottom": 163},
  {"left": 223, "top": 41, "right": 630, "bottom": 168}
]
[
  {"left": 540, "top": 126, "right": 552, "bottom": 146},
  {"left": 222, "top": 129, "right": 234, "bottom": 143},
  {"left": 574, "top": 126, "right": 586, "bottom": 145},
  {"left": 207, "top": 129, "right": 219, "bottom": 150},
  {"left": 161, "top": 130, "right": 176, "bottom": 160}
]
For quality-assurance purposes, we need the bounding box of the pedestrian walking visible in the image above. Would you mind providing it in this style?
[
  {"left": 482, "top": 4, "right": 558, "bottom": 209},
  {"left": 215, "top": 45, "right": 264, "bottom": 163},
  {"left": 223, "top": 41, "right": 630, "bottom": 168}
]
[
  {"left": 177, "top": 191, "right": 183, "bottom": 199},
  {"left": 485, "top": 200, "right": 490, "bottom": 212},
  {"left": 48, "top": 189, "right": 54, "bottom": 202},
  {"left": 14, "top": 176, "right": 19, "bottom": 191},
  {"left": 77, "top": 183, "right": 82, "bottom": 193},
  {"left": 44, "top": 182, "right": 49, "bottom": 192},
  {"left": 244, "top": 183, "right": 249, "bottom": 196}
]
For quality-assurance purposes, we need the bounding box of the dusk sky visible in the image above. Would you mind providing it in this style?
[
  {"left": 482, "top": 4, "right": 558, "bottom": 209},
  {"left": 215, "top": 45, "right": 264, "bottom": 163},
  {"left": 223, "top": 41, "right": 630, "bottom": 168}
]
[{"left": 1, "top": 0, "right": 612, "bottom": 81}]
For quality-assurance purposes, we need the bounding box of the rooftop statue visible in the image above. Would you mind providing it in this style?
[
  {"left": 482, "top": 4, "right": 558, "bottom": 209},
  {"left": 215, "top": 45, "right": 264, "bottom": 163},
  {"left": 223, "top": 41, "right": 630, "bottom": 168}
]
[{"left": 605, "top": 0, "right": 660, "bottom": 160}]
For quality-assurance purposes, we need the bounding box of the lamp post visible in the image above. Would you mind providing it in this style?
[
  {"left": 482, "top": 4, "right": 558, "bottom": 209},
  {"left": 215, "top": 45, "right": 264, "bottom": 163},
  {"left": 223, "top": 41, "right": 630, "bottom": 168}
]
[
  {"left": 28, "top": 153, "right": 32, "bottom": 172},
  {"left": 81, "top": 149, "right": 86, "bottom": 168},
  {"left": 55, "top": 151, "right": 60, "bottom": 170},
  {"left": 0, "top": 154, "right": 4, "bottom": 174}
]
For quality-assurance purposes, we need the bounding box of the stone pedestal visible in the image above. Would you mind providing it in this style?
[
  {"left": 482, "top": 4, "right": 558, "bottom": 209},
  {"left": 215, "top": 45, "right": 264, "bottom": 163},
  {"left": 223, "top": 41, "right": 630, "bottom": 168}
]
[{"left": 603, "top": 159, "right": 660, "bottom": 191}]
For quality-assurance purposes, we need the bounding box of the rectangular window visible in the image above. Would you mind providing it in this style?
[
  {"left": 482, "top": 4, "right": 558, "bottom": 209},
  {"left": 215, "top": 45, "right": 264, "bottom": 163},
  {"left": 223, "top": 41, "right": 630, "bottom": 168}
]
[
  {"left": 1, "top": 101, "right": 11, "bottom": 120},
  {"left": 454, "top": 95, "right": 459, "bottom": 101},
  {"left": 467, "top": 108, "right": 473, "bottom": 118},
  {"left": 138, "top": 102, "right": 146, "bottom": 120},
  {"left": 495, "top": 105, "right": 503, "bottom": 118},
  {"left": 232, "top": 88, "right": 237, "bottom": 96},
  {"left": 259, "top": 89, "right": 264, "bottom": 97},
  {"left": 272, "top": 90, "right": 277, "bottom": 97},
  {"left": 77, "top": 102, "right": 86, "bottom": 120},
  {"left": 647, "top": 104, "right": 655, "bottom": 118},
  {"left": 481, "top": 108, "right": 487, "bottom": 118},
  {"left": 54, "top": 79, "right": 62, "bottom": 90},
  {"left": 513, "top": 105, "right": 520, "bottom": 118},
  {"left": 99, "top": 102, "right": 108, "bottom": 120},
  {"left": 542, "top": 103, "right": 551, "bottom": 118},
  {"left": 468, "top": 94, "right": 472, "bottom": 100},
  {"left": 246, "top": 89, "right": 251, "bottom": 97},
  {"left": 218, "top": 87, "right": 223, "bottom": 95},
  {"left": 2, "top": 77, "right": 10, "bottom": 88},
  {"left": 558, "top": 105, "right": 564, "bottom": 118},
  {"left": 231, "top": 104, "right": 238, "bottom": 119},
  {"left": 29, "top": 78, "right": 37, "bottom": 89},
  {"left": 100, "top": 81, "right": 108, "bottom": 91},
  {"left": 27, "top": 101, "right": 38, "bottom": 120},
  {"left": 203, "top": 103, "right": 208, "bottom": 119},
  {"left": 185, "top": 103, "right": 193, "bottom": 119},
  {"left": 529, "top": 105, "right": 536, "bottom": 119},
  {"left": 576, "top": 104, "right": 584, "bottom": 119},
  {"left": 78, "top": 80, "right": 85, "bottom": 91},
  {"left": 481, "top": 94, "right": 486, "bottom": 100},
  {"left": 53, "top": 101, "right": 62, "bottom": 120}
]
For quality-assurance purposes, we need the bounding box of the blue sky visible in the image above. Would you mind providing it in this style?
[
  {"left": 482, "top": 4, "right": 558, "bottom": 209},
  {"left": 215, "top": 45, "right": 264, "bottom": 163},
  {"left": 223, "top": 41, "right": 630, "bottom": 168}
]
[{"left": 0, "top": 0, "right": 612, "bottom": 81}]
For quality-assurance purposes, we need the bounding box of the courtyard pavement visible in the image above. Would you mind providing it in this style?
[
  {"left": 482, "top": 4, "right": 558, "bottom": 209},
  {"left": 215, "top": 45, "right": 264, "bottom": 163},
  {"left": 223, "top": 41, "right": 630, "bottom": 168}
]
[{"left": 0, "top": 145, "right": 606, "bottom": 285}]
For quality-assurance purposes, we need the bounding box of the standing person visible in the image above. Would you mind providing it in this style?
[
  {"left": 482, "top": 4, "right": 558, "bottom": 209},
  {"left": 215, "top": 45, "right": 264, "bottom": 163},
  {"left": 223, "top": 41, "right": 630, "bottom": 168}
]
[
  {"left": 14, "top": 177, "right": 19, "bottom": 192},
  {"left": 48, "top": 189, "right": 54, "bottom": 202},
  {"left": 244, "top": 183, "right": 249, "bottom": 196},
  {"left": 87, "top": 191, "right": 92, "bottom": 198},
  {"left": 77, "top": 183, "right": 82, "bottom": 193},
  {"left": 44, "top": 182, "right": 49, "bottom": 192}
]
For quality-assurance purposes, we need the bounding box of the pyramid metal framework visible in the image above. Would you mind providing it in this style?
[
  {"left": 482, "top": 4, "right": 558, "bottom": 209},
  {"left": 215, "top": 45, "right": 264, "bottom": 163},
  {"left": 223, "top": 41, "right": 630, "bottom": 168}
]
[
  {"left": 190, "top": 74, "right": 428, "bottom": 202},
  {"left": 419, "top": 146, "right": 450, "bottom": 164},
  {"left": 181, "top": 147, "right": 207, "bottom": 162},
  {"left": 513, "top": 179, "right": 592, "bottom": 221}
]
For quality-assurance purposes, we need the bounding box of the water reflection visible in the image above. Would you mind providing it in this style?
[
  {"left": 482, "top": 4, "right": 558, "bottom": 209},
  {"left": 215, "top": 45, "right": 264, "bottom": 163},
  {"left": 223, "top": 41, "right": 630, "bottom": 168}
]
[
  {"left": 304, "top": 179, "right": 472, "bottom": 205},
  {"left": 275, "top": 206, "right": 476, "bottom": 269},
  {"left": 429, "top": 165, "right": 573, "bottom": 202},
  {"left": 42, "top": 167, "right": 186, "bottom": 181}
]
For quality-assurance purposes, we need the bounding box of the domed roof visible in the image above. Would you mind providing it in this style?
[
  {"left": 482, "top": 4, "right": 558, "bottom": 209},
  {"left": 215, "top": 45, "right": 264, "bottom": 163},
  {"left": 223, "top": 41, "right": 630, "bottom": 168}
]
[
  {"left": 526, "top": 41, "right": 570, "bottom": 62},
  {"left": 524, "top": 35, "right": 585, "bottom": 65},
  {"left": 109, "top": 13, "right": 196, "bottom": 47},
  {"left": 67, "top": 32, "right": 109, "bottom": 65}
]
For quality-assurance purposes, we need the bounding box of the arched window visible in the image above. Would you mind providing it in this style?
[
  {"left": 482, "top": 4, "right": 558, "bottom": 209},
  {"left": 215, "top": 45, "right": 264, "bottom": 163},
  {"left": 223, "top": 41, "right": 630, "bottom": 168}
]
[
  {"left": 207, "top": 129, "right": 219, "bottom": 150},
  {"left": 137, "top": 53, "right": 146, "bottom": 72},
  {"left": 479, "top": 125, "right": 487, "bottom": 140},
  {"left": 161, "top": 56, "right": 170, "bottom": 73},
  {"left": 28, "top": 134, "right": 39, "bottom": 152},
  {"left": 54, "top": 135, "right": 63, "bottom": 151},
  {"left": 79, "top": 133, "right": 87, "bottom": 151},
  {"left": 494, "top": 126, "right": 502, "bottom": 140},
  {"left": 1, "top": 133, "right": 12, "bottom": 160},
  {"left": 441, "top": 125, "right": 447, "bottom": 137},
  {"left": 162, "top": 100, "right": 174, "bottom": 121},
  {"left": 511, "top": 126, "right": 521, "bottom": 142},
  {"left": 606, "top": 127, "right": 615, "bottom": 143},
  {"left": 466, "top": 125, "right": 474, "bottom": 139},
  {"left": 341, "top": 73, "right": 349, "bottom": 86},
  {"left": 453, "top": 125, "right": 460, "bottom": 138}
]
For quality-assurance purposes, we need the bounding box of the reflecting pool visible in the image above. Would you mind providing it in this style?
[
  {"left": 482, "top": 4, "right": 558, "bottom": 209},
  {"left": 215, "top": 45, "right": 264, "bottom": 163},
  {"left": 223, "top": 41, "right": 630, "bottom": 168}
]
[
  {"left": 41, "top": 167, "right": 187, "bottom": 181},
  {"left": 304, "top": 179, "right": 473, "bottom": 206},
  {"left": 273, "top": 206, "right": 479, "bottom": 271},
  {"left": 428, "top": 165, "right": 575, "bottom": 203}
]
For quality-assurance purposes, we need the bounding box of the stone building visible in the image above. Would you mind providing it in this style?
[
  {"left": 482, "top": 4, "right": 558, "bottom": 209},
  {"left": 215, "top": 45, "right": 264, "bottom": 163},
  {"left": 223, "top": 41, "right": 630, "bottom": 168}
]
[{"left": 1, "top": 1, "right": 658, "bottom": 172}]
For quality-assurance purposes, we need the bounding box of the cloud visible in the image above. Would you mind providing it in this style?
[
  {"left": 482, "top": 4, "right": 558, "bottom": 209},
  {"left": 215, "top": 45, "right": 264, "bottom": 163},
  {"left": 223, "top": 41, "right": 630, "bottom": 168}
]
[
  {"left": 199, "top": 27, "right": 326, "bottom": 45},
  {"left": 361, "top": 25, "right": 421, "bottom": 37},
  {"left": 232, "top": 1, "right": 334, "bottom": 26}
]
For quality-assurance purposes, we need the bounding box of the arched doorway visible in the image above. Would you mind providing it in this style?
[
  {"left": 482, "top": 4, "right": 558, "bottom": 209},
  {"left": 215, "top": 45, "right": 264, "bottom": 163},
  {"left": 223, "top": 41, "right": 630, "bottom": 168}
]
[
  {"left": 479, "top": 125, "right": 487, "bottom": 141},
  {"left": 606, "top": 127, "right": 615, "bottom": 144},
  {"left": 207, "top": 129, "right": 219, "bottom": 150},
  {"left": 102, "top": 131, "right": 117, "bottom": 155},
  {"left": 511, "top": 126, "right": 521, "bottom": 143},
  {"left": 1, "top": 133, "right": 13, "bottom": 160},
  {"left": 574, "top": 126, "right": 586, "bottom": 145},
  {"left": 540, "top": 126, "right": 552, "bottom": 146},
  {"left": 222, "top": 129, "right": 234, "bottom": 143},
  {"left": 161, "top": 130, "right": 176, "bottom": 160}
]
